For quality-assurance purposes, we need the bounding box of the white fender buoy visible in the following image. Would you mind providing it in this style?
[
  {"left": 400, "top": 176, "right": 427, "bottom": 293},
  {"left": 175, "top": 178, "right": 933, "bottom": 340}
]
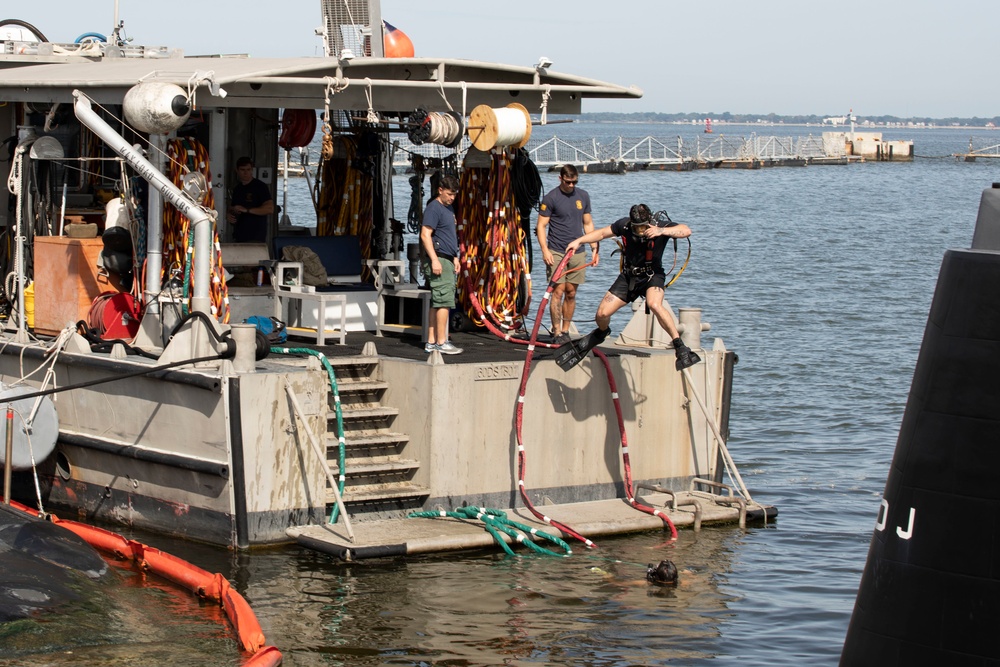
[
  {"left": 104, "top": 196, "right": 127, "bottom": 229},
  {"left": 28, "top": 135, "right": 64, "bottom": 160},
  {"left": 123, "top": 82, "right": 191, "bottom": 135},
  {"left": 0, "top": 384, "right": 59, "bottom": 470}
]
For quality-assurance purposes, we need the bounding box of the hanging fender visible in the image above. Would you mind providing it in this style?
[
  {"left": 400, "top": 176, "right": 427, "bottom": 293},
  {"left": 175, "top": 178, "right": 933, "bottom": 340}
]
[{"left": 278, "top": 109, "right": 317, "bottom": 149}]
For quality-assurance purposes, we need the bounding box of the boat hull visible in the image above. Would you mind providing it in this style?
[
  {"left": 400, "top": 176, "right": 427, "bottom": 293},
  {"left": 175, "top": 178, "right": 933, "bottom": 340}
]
[{"left": 7, "top": 331, "right": 740, "bottom": 548}]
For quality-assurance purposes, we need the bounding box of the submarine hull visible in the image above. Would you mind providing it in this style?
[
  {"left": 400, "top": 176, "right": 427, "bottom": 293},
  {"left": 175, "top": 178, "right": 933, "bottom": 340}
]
[{"left": 841, "top": 190, "right": 1000, "bottom": 665}]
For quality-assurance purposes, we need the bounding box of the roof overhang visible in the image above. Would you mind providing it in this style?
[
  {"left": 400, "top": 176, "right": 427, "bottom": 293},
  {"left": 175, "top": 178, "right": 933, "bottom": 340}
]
[{"left": 0, "top": 54, "right": 642, "bottom": 115}]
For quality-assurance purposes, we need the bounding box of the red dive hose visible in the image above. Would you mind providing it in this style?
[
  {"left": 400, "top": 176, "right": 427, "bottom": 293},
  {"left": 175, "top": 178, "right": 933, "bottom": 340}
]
[
  {"left": 461, "top": 249, "right": 679, "bottom": 548},
  {"left": 510, "top": 251, "right": 595, "bottom": 547},
  {"left": 591, "top": 346, "right": 678, "bottom": 540}
]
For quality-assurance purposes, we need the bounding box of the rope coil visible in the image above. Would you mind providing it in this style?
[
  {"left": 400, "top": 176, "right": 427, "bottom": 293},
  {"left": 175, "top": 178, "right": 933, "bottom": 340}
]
[{"left": 407, "top": 108, "right": 464, "bottom": 148}]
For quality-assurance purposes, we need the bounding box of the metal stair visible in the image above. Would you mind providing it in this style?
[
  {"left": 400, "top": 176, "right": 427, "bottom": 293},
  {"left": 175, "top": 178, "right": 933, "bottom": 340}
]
[{"left": 323, "top": 354, "right": 428, "bottom": 519}]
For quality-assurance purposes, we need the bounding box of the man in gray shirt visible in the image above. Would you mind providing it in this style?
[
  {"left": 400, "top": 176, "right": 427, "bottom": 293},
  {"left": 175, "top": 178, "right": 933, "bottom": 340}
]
[{"left": 535, "top": 164, "right": 599, "bottom": 344}]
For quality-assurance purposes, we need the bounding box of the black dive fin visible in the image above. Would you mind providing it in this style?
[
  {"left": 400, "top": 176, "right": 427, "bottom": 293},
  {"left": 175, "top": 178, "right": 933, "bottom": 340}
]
[{"left": 555, "top": 328, "right": 610, "bottom": 371}]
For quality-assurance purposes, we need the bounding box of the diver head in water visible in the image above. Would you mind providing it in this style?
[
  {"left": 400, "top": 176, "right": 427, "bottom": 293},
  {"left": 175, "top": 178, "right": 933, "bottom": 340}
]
[{"left": 646, "top": 559, "right": 679, "bottom": 586}]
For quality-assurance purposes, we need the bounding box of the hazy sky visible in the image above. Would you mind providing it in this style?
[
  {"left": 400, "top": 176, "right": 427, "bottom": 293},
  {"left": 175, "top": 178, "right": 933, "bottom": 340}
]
[{"left": 18, "top": 0, "right": 996, "bottom": 118}]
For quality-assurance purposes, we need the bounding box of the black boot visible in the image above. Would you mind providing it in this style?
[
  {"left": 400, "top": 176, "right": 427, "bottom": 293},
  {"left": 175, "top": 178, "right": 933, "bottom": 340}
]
[{"left": 672, "top": 337, "right": 701, "bottom": 371}]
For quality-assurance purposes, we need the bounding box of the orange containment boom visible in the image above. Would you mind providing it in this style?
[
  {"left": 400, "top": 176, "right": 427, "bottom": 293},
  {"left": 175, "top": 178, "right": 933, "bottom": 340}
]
[{"left": 10, "top": 500, "right": 282, "bottom": 664}]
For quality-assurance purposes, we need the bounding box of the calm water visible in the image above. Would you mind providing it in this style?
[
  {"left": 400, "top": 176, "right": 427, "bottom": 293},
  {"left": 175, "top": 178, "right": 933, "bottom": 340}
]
[{"left": 5, "top": 126, "right": 998, "bottom": 666}]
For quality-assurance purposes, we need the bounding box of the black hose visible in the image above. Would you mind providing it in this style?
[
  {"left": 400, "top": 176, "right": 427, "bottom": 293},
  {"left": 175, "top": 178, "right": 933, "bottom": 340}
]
[
  {"left": 511, "top": 148, "right": 542, "bottom": 270},
  {"left": 74, "top": 309, "right": 236, "bottom": 360},
  {"left": 406, "top": 172, "right": 424, "bottom": 234},
  {"left": 74, "top": 320, "right": 160, "bottom": 359},
  {"left": 0, "top": 19, "right": 48, "bottom": 43},
  {"left": 166, "top": 310, "right": 237, "bottom": 358},
  {"left": 511, "top": 148, "right": 542, "bottom": 217}
]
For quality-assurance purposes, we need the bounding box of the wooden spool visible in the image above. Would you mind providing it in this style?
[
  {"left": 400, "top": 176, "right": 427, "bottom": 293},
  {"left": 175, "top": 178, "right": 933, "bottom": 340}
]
[{"left": 468, "top": 103, "right": 532, "bottom": 151}]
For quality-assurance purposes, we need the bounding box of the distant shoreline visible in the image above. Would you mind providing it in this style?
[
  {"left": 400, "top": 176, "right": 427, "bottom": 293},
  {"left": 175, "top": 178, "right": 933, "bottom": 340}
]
[
  {"left": 573, "top": 118, "right": 1000, "bottom": 134},
  {"left": 564, "top": 113, "right": 999, "bottom": 130}
]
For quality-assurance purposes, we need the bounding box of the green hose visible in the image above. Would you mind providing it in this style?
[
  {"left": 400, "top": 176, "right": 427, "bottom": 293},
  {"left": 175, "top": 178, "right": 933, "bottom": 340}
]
[
  {"left": 270, "top": 346, "right": 347, "bottom": 524},
  {"left": 181, "top": 225, "right": 195, "bottom": 316},
  {"left": 409, "top": 506, "right": 572, "bottom": 557}
]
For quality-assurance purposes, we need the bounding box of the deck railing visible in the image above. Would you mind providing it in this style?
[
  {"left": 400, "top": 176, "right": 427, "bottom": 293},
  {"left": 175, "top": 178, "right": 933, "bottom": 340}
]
[{"left": 381, "top": 133, "right": 857, "bottom": 169}]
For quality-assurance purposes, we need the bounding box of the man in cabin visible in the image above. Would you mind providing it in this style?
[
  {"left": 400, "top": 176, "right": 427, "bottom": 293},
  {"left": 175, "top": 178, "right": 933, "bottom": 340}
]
[
  {"left": 420, "top": 174, "right": 463, "bottom": 355},
  {"left": 536, "top": 164, "right": 598, "bottom": 345},
  {"left": 561, "top": 203, "right": 700, "bottom": 371},
  {"left": 227, "top": 157, "right": 274, "bottom": 243}
]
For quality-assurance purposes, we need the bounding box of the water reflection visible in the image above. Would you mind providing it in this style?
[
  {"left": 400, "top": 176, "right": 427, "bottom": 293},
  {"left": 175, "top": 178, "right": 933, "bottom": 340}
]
[
  {"left": 0, "top": 560, "right": 239, "bottom": 666},
  {"left": 217, "top": 527, "right": 750, "bottom": 666}
]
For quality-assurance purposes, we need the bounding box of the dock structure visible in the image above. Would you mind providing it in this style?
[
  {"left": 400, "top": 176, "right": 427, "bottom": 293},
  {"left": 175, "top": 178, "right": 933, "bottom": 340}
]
[
  {"left": 288, "top": 489, "right": 773, "bottom": 560},
  {"left": 392, "top": 130, "right": 910, "bottom": 172},
  {"left": 954, "top": 138, "right": 1000, "bottom": 161}
]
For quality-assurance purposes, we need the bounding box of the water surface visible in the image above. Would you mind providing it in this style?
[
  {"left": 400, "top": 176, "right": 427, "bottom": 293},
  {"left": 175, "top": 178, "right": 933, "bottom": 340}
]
[{"left": 7, "top": 126, "right": 998, "bottom": 666}]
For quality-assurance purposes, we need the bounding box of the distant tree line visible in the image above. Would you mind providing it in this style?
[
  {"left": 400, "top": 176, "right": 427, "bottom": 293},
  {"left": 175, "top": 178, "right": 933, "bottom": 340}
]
[{"left": 567, "top": 111, "right": 999, "bottom": 127}]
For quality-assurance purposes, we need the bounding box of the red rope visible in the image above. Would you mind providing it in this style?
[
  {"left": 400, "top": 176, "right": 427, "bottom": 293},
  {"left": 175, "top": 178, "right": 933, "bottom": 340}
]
[{"left": 452, "top": 154, "right": 680, "bottom": 544}]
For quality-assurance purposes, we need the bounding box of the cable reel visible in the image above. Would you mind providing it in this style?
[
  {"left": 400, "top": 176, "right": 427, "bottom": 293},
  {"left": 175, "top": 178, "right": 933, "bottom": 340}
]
[{"left": 407, "top": 107, "right": 464, "bottom": 148}]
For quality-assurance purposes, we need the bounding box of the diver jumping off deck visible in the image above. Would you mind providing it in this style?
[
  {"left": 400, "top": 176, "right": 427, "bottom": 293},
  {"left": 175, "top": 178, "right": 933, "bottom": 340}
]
[{"left": 556, "top": 203, "right": 701, "bottom": 372}]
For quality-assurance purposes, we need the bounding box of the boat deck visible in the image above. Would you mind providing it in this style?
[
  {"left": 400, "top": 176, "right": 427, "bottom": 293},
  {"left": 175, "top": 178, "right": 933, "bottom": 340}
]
[
  {"left": 275, "top": 327, "right": 636, "bottom": 364},
  {"left": 275, "top": 329, "right": 775, "bottom": 561},
  {"left": 287, "top": 491, "right": 775, "bottom": 560}
]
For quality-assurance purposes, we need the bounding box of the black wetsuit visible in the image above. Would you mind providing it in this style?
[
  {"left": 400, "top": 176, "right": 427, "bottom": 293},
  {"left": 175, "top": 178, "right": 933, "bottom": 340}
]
[{"left": 607, "top": 216, "right": 675, "bottom": 302}]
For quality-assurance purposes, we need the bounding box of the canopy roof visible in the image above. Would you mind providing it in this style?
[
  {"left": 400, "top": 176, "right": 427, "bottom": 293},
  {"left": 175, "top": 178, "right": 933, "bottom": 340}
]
[{"left": 0, "top": 48, "right": 642, "bottom": 114}]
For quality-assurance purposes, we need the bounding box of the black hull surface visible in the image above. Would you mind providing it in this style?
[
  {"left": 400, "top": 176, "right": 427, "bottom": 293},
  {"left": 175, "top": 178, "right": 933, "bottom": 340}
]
[{"left": 841, "top": 185, "right": 1000, "bottom": 665}]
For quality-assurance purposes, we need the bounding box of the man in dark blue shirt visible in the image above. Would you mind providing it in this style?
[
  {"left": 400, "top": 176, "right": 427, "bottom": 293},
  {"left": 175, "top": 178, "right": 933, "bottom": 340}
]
[
  {"left": 420, "top": 174, "right": 463, "bottom": 355},
  {"left": 227, "top": 157, "right": 274, "bottom": 243}
]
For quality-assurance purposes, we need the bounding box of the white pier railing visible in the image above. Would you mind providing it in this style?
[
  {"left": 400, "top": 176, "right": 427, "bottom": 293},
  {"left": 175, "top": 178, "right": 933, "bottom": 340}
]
[{"left": 376, "top": 133, "right": 860, "bottom": 170}]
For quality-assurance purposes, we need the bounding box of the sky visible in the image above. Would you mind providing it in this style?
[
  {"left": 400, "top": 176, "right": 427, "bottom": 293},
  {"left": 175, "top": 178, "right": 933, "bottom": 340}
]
[{"left": 16, "top": 0, "right": 997, "bottom": 118}]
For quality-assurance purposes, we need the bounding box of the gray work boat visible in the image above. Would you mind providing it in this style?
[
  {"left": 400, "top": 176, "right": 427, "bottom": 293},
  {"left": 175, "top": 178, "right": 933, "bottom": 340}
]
[{"left": 0, "top": 4, "right": 773, "bottom": 557}]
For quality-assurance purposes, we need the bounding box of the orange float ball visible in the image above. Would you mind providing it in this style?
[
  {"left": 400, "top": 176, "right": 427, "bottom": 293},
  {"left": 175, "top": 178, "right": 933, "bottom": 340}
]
[{"left": 383, "top": 20, "right": 414, "bottom": 58}]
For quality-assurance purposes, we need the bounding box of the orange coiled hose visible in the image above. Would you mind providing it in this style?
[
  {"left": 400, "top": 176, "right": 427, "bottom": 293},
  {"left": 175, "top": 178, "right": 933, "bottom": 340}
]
[
  {"left": 162, "top": 137, "right": 230, "bottom": 323},
  {"left": 456, "top": 148, "right": 530, "bottom": 331},
  {"left": 317, "top": 134, "right": 375, "bottom": 281}
]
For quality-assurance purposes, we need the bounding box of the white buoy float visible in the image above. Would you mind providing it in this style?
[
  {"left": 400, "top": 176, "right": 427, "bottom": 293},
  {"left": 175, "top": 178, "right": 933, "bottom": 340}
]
[
  {"left": 123, "top": 82, "right": 191, "bottom": 135},
  {"left": 0, "top": 384, "right": 59, "bottom": 470}
]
